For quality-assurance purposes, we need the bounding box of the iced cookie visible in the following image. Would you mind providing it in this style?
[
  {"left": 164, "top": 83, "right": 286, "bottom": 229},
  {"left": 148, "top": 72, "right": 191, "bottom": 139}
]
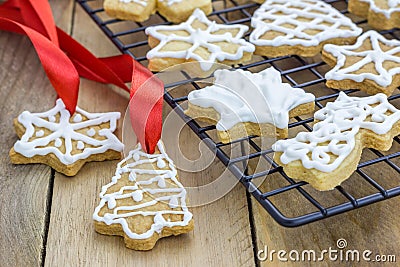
[
  {"left": 323, "top": 30, "right": 400, "bottom": 96},
  {"left": 145, "top": 9, "right": 255, "bottom": 73},
  {"left": 157, "top": 0, "right": 212, "bottom": 23},
  {"left": 93, "top": 141, "right": 194, "bottom": 251},
  {"left": 249, "top": 0, "right": 362, "bottom": 57},
  {"left": 185, "top": 67, "right": 315, "bottom": 143},
  {"left": 9, "top": 99, "right": 124, "bottom": 176},
  {"left": 104, "top": 0, "right": 156, "bottom": 22},
  {"left": 273, "top": 92, "right": 400, "bottom": 191},
  {"left": 348, "top": 0, "right": 400, "bottom": 30}
]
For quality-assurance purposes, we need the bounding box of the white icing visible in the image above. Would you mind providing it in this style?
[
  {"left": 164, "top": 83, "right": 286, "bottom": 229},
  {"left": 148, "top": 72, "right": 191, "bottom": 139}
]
[
  {"left": 73, "top": 114, "right": 82, "bottom": 123},
  {"left": 93, "top": 141, "right": 193, "bottom": 240},
  {"left": 35, "top": 130, "right": 44, "bottom": 137},
  {"left": 272, "top": 92, "right": 400, "bottom": 172},
  {"left": 48, "top": 115, "right": 56, "bottom": 122},
  {"left": 187, "top": 67, "right": 315, "bottom": 130},
  {"left": 13, "top": 99, "right": 124, "bottom": 165},
  {"left": 77, "top": 141, "right": 85, "bottom": 150},
  {"left": 119, "top": 0, "right": 147, "bottom": 7},
  {"left": 87, "top": 128, "right": 96, "bottom": 137},
  {"left": 158, "top": 0, "right": 183, "bottom": 6},
  {"left": 360, "top": 0, "right": 400, "bottom": 18},
  {"left": 250, "top": 0, "right": 362, "bottom": 47},
  {"left": 145, "top": 8, "right": 255, "bottom": 71},
  {"left": 324, "top": 30, "right": 400, "bottom": 87}
]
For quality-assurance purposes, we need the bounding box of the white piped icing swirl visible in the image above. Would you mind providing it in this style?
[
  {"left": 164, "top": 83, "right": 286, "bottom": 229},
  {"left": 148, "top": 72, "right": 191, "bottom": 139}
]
[
  {"left": 13, "top": 99, "right": 123, "bottom": 165},
  {"left": 272, "top": 92, "right": 400, "bottom": 173},
  {"left": 187, "top": 67, "right": 315, "bottom": 130},
  {"left": 324, "top": 30, "right": 400, "bottom": 88},
  {"left": 93, "top": 141, "right": 193, "bottom": 239},
  {"left": 145, "top": 9, "right": 255, "bottom": 71},
  {"left": 250, "top": 0, "right": 362, "bottom": 47},
  {"left": 360, "top": 0, "right": 400, "bottom": 18}
]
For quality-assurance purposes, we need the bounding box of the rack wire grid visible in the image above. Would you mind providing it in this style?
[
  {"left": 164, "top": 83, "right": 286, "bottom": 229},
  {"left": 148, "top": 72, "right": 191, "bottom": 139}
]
[{"left": 78, "top": 0, "right": 400, "bottom": 227}]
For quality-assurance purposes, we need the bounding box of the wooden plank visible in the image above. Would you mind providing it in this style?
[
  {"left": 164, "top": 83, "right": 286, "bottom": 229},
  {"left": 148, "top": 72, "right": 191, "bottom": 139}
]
[
  {"left": 0, "top": 1, "right": 74, "bottom": 266},
  {"left": 44, "top": 2, "right": 255, "bottom": 266}
]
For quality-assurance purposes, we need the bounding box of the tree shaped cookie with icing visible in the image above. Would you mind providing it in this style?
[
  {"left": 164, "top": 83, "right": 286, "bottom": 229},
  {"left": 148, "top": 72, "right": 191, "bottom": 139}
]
[
  {"left": 9, "top": 99, "right": 124, "bottom": 176},
  {"left": 104, "top": 0, "right": 212, "bottom": 23},
  {"left": 273, "top": 92, "right": 400, "bottom": 191},
  {"left": 322, "top": 31, "right": 400, "bottom": 96},
  {"left": 249, "top": 0, "right": 362, "bottom": 57},
  {"left": 348, "top": 0, "right": 400, "bottom": 30},
  {"left": 185, "top": 67, "right": 315, "bottom": 143},
  {"left": 93, "top": 141, "right": 194, "bottom": 251},
  {"left": 145, "top": 9, "right": 255, "bottom": 73}
]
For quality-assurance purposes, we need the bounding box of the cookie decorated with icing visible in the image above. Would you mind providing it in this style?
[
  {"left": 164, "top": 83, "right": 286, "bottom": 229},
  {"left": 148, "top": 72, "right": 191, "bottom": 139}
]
[
  {"left": 93, "top": 141, "right": 194, "bottom": 251},
  {"left": 185, "top": 67, "right": 315, "bottom": 143},
  {"left": 104, "top": 0, "right": 157, "bottom": 22},
  {"left": 9, "top": 99, "right": 124, "bottom": 176},
  {"left": 157, "top": 0, "right": 212, "bottom": 23},
  {"left": 322, "top": 30, "right": 400, "bottom": 96},
  {"left": 348, "top": 0, "right": 400, "bottom": 30},
  {"left": 249, "top": 0, "right": 362, "bottom": 57},
  {"left": 145, "top": 9, "right": 255, "bottom": 73},
  {"left": 273, "top": 92, "right": 400, "bottom": 191}
]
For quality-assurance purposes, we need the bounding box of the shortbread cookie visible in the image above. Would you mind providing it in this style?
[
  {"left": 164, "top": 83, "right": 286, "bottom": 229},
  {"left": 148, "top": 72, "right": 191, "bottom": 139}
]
[
  {"left": 104, "top": 0, "right": 156, "bottom": 22},
  {"left": 145, "top": 9, "right": 255, "bottom": 73},
  {"left": 273, "top": 92, "right": 400, "bottom": 191},
  {"left": 157, "top": 0, "right": 212, "bottom": 23},
  {"left": 249, "top": 0, "right": 362, "bottom": 57},
  {"left": 348, "top": 0, "right": 400, "bottom": 30},
  {"left": 323, "top": 30, "right": 400, "bottom": 96},
  {"left": 10, "top": 99, "right": 123, "bottom": 176},
  {"left": 185, "top": 67, "right": 315, "bottom": 143},
  {"left": 93, "top": 141, "right": 194, "bottom": 251}
]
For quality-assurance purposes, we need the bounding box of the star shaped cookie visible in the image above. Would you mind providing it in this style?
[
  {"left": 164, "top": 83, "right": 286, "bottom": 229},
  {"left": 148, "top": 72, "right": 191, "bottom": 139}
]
[
  {"left": 185, "top": 67, "right": 315, "bottom": 143},
  {"left": 10, "top": 99, "right": 124, "bottom": 176},
  {"left": 322, "top": 30, "right": 400, "bottom": 96},
  {"left": 348, "top": 0, "right": 400, "bottom": 30},
  {"left": 93, "top": 141, "right": 194, "bottom": 251},
  {"left": 145, "top": 9, "right": 255, "bottom": 73},
  {"left": 249, "top": 0, "right": 362, "bottom": 57}
]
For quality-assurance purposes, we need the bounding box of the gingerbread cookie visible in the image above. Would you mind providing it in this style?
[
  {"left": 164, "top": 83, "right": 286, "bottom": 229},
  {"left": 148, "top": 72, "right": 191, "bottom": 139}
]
[
  {"left": 93, "top": 141, "right": 194, "bottom": 251},
  {"left": 145, "top": 9, "right": 255, "bottom": 73},
  {"left": 10, "top": 99, "right": 123, "bottom": 176},
  {"left": 104, "top": 0, "right": 212, "bottom": 23},
  {"left": 157, "top": 0, "right": 212, "bottom": 23},
  {"left": 104, "top": 0, "right": 157, "bottom": 22},
  {"left": 323, "top": 30, "right": 400, "bottom": 96},
  {"left": 185, "top": 67, "right": 315, "bottom": 143},
  {"left": 273, "top": 92, "right": 400, "bottom": 191},
  {"left": 348, "top": 0, "right": 400, "bottom": 30},
  {"left": 249, "top": 0, "right": 362, "bottom": 57}
]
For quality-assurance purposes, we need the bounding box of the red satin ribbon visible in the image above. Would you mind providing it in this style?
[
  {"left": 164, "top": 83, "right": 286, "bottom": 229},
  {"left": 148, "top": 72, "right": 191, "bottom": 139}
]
[{"left": 0, "top": 0, "right": 163, "bottom": 153}]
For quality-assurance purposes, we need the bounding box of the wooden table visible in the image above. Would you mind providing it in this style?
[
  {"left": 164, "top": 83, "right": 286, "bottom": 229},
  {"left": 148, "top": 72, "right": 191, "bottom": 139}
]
[{"left": 0, "top": 0, "right": 399, "bottom": 266}]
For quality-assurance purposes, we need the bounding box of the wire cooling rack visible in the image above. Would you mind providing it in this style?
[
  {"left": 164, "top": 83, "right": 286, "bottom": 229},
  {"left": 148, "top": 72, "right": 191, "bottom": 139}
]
[{"left": 77, "top": 0, "right": 400, "bottom": 227}]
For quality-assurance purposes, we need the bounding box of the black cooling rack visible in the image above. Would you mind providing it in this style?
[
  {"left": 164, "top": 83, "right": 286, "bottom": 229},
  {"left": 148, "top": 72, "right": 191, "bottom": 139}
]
[{"left": 77, "top": 0, "right": 400, "bottom": 227}]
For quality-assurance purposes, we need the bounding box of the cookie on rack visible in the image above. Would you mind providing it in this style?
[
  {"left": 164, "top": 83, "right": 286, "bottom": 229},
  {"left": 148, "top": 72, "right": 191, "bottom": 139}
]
[
  {"left": 185, "top": 67, "right": 315, "bottom": 143},
  {"left": 93, "top": 141, "right": 194, "bottom": 251},
  {"left": 9, "top": 99, "right": 124, "bottom": 176},
  {"left": 249, "top": 0, "right": 362, "bottom": 57},
  {"left": 322, "top": 30, "right": 400, "bottom": 96},
  {"left": 348, "top": 0, "right": 400, "bottom": 30},
  {"left": 145, "top": 9, "right": 255, "bottom": 74},
  {"left": 104, "top": 0, "right": 157, "bottom": 22},
  {"left": 157, "top": 0, "right": 212, "bottom": 23},
  {"left": 273, "top": 92, "right": 400, "bottom": 191}
]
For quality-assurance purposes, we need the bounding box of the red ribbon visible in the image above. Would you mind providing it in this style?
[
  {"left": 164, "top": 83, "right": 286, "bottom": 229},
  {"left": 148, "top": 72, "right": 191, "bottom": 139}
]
[{"left": 0, "top": 0, "right": 163, "bottom": 154}]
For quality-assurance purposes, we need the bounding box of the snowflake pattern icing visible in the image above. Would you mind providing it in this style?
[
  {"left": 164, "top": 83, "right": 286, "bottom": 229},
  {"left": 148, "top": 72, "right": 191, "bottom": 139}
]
[
  {"left": 13, "top": 99, "right": 124, "bottom": 165},
  {"left": 249, "top": 0, "right": 362, "bottom": 47},
  {"left": 324, "top": 30, "right": 400, "bottom": 88},
  {"left": 145, "top": 9, "right": 255, "bottom": 71}
]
